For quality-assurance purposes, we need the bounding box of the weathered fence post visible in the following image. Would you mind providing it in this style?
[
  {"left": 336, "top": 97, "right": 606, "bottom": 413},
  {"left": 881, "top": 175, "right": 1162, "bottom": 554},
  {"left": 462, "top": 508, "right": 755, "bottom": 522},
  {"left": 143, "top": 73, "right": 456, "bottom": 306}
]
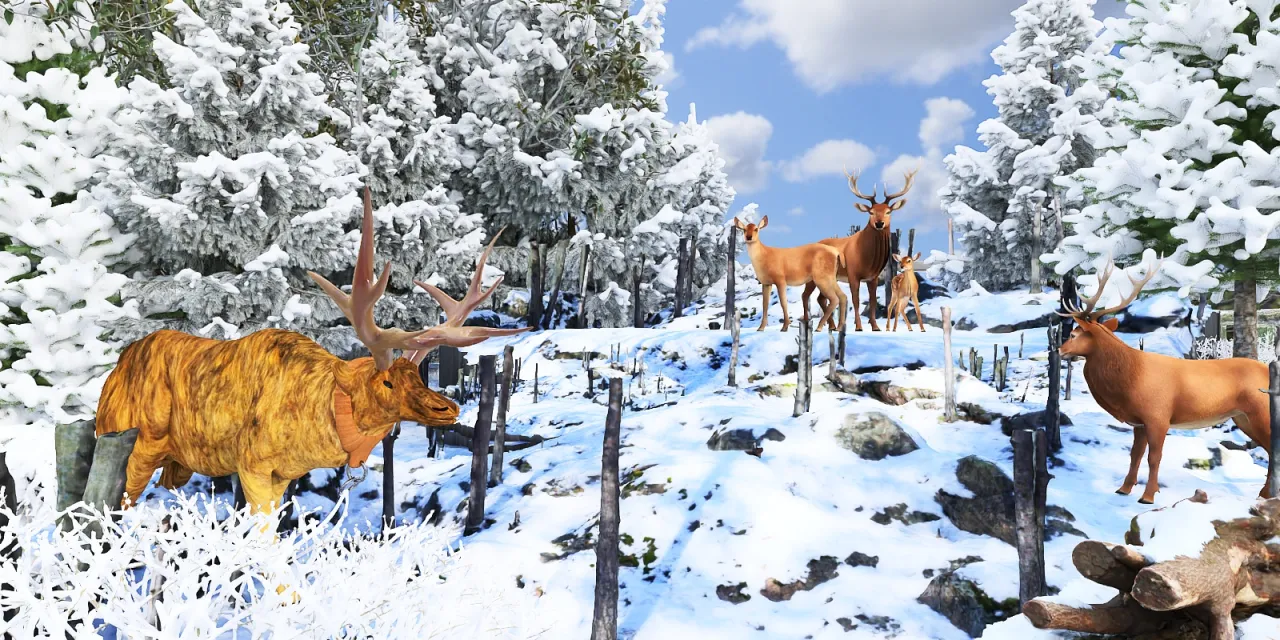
[
  {"left": 943, "top": 307, "right": 957, "bottom": 422},
  {"left": 828, "top": 329, "right": 837, "bottom": 378},
  {"left": 491, "top": 345, "right": 515, "bottom": 488},
  {"left": 907, "top": 228, "right": 916, "bottom": 257},
  {"left": 1268, "top": 348, "right": 1280, "bottom": 499},
  {"left": 54, "top": 420, "right": 97, "bottom": 530},
  {"left": 1046, "top": 325, "right": 1063, "bottom": 452},
  {"left": 675, "top": 238, "right": 689, "bottom": 318},
  {"left": 80, "top": 428, "right": 140, "bottom": 533},
  {"left": 591, "top": 377, "right": 624, "bottom": 640},
  {"left": 439, "top": 346, "right": 461, "bottom": 392},
  {"left": 382, "top": 423, "right": 399, "bottom": 528},
  {"left": 726, "top": 228, "right": 736, "bottom": 331},
  {"left": 1065, "top": 358, "right": 1073, "bottom": 400},
  {"left": 632, "top": 265, "right": 644, "bottom": 328},
  {"left": 728, "top": 310, "right": 741, "bottom": 387},
  {"left": 838, "top": 320, "right": 847, "bottom": 366},
  {"left": 793, "top": 319, "right": 813, "bottom": 417},
  {"left": 1013, "top": 428, "right": 1048, "bottom": 606},
  {"left": 528, "top": 241, "right": 544, "bottom": 328},
  {"left": 533, "top": 362, "right": 539, "bottom": 403},
  {"left": 465, "top": 355, "right": 497, "bottom": 536}
]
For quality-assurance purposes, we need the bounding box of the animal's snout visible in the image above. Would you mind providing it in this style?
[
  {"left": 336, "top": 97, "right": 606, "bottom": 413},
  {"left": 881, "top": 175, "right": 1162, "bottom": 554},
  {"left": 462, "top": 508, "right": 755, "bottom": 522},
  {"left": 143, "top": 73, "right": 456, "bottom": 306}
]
[{"left": 874, "top": 222, "right": 886, "bottom": 230}]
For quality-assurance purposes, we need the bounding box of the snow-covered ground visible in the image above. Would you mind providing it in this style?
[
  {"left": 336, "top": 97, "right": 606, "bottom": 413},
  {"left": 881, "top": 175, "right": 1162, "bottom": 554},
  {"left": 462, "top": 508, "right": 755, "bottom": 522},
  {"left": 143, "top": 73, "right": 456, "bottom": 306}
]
[{"left": 4, "top": 277, "right": 1278, "bottom": 638}]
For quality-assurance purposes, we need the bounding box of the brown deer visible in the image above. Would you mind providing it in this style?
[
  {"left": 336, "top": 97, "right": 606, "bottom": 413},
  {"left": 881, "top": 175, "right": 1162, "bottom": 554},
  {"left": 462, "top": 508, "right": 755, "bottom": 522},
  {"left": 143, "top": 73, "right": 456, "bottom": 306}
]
[
  {"left": 887, "top": 252, "right": 925, "bottom": 331},
  {"left": 1059, "top": 257, "right": 1272, "bottom": 504},
  {"left": 96, "top": 188, "right": 531, "bottom": 514},
  {"left": 735, "top": 216, "right": 846, "bottom": 332},
  {"left": 809, "top": 168, "right": 916, "bottom": 332}
]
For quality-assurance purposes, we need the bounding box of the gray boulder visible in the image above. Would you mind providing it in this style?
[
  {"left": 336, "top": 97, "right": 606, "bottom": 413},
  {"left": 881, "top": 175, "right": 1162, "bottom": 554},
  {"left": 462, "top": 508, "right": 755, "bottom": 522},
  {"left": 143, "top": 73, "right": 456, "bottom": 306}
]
[
  {"left": 917, "top": 571, "right": 1017, "bottom": 637},
  {"left": 835, "top": 413, "right": 919, "bottom": 460}
]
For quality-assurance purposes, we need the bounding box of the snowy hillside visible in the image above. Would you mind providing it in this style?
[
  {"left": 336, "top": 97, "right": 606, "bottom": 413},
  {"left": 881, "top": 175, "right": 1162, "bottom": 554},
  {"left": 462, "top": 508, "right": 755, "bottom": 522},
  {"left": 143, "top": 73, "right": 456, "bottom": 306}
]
[{"left": 5, "top": 277, "right": 1277, "bottom": 638}]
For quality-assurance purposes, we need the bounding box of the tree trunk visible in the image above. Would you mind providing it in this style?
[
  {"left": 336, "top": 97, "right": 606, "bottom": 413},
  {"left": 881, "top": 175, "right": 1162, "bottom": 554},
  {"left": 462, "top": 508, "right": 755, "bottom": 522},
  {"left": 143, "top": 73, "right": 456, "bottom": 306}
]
[
  {"left": 675, "top": 238, "right": 689, "bottom": 318},
  {"left": 632, "top": 264, "right": 644, "bottom": 328},
  {"left": 544, "top": 244, "right": 568, "bottom": 330},
  {"left": 576, "top": 244, "right": 591, "bottom": 329},
  {"left": 1030, "top": 202, "right": 1044, "bottom": 294},
  {"left": 465, "top": 356, "right": 496, "bottom": 536},
  {"left": 1013, "top": 429, "right": 1047, "bottom": 606},
  {"left": 685, "top": 234, "right": 698, "bottom": 310},
  {"left": 590, "top": 378, "right": 624, "bottom": 640},
  {"left": 725, "top": 230, "right": 736, "bottom": 331},
  {"left": 1234, "top": 275, "right": 1258, "bottom": 359},
  {"left": 943, "top": 307, "right": 956, "bottom": 422},
  {"left": 1269, "top": 360, "right": 1280, "bottom": 499},
  {"left": 1046, "top": 325, "right": 1063, "bottom": 452},
  {"left": 528, "top": 241, "right": 543, "bottom": 329},
  {"left": 381, "top": 425, "right": 398, "bottom": 528},
  {"left": 490, "top": 345, "right": 515, "bottom": 488},
  {"left": 728, "top": 310, "right": 741, "bottom": 387}
]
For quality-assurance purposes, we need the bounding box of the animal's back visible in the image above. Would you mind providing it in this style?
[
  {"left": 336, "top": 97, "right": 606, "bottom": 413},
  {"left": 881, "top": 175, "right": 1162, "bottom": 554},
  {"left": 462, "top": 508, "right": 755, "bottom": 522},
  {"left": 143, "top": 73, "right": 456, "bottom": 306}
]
[{"left": 96, "top": 330, "right": 222, "bottom": 437}]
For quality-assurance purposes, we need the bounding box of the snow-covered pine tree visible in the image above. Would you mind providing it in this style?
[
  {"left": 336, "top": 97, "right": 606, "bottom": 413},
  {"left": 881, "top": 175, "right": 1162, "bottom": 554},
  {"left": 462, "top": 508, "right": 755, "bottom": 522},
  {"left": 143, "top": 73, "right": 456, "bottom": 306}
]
[
  {"left": 0, "top": 0, "right": 136, "bottom": 430},
  {"left": 1050, "top": 0, "right": 1280, "bottom": 359},
  {"left": 93, "top": 0, "right": 370, "bottom": 355},
  {"left": 942, "top": 0, "right": 1104, "bottom": 291},
  {"left": 340, "top": 15, "right": 487, "bottom": 331}
]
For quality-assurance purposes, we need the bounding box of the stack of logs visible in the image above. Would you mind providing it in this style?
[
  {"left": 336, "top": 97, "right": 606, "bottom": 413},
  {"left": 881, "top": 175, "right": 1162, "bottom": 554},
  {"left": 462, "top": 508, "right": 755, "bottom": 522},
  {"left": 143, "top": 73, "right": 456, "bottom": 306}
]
[{"left": 1025, "top": 493, "right": 1280, "bottom": 640}]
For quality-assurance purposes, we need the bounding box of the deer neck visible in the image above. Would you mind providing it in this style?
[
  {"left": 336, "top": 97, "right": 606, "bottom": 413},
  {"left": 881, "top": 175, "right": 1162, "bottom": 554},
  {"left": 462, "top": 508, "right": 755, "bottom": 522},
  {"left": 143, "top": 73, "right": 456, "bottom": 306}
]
[
  {"left": 1080, "top": 331, "right": 1142, "bottom": 407},
  {"left": 854, "top": 226, "right": 892, "bottom": 276},
  {"left": 331, "top": 358, "right": 397, "bottom": 468},
  {"left": 744, "top": 239, "right": 769, "bottom": 265}
]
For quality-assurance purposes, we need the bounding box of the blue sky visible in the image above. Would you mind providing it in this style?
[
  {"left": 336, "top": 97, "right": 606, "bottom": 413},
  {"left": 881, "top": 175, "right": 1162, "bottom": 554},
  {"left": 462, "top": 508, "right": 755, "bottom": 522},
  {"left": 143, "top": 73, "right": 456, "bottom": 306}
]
[{"left": 656, "top": 0, "right": 1128, "bottom": 258}]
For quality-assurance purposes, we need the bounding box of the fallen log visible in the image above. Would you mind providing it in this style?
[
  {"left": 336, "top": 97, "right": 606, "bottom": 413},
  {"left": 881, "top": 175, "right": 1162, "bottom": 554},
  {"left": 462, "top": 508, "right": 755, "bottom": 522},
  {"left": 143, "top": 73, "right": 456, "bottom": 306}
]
[
  {"left": 1024, "top": 493, "right": 1280, "bottom": 640},
  {"left": 436, "top": 424, "right": 551, "bottom": 453}
]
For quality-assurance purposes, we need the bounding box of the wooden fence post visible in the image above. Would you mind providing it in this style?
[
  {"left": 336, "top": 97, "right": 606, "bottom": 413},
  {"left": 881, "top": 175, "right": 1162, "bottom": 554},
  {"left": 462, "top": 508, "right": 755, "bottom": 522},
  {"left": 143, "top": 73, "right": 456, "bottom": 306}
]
[
  {"left": 1268, "top": 354, "right": 1280, "bottom": 499},
  {"left": 632, "top": 265, "right": 644, "bottom": 328},
  {"left": 382, "top": 423, "right": 399, "bottom": 529},
  {"left": 533, "top": 362, "right": 539, "bottom": 403},
  {"left": 793, "top": 320, "right": 812, "bottom": 417},
  {"left": 81, "top": 428, "right": 140, "bottom": 533},
  {"left": 590, "top": 377, "right": 624, "bottom": 640},
  {"left": 1013, "top": 428, "right": 1048, "bottom": 607},
  {"left": 1046, "top": 325, "right": 1063, "bottom": 452},
  {"left": 491, "top": 345, "right": 515, "bottom": 488},
  {"left": 528, "top": 241, "right": 543, "bottom": 328},
  {"left": 728, "top": 310, "right": 741, "bottom": 387},
  {"left": 675, "top": 238, "right": 689, "bottom": 318},
  {"left": 726, "top": 228, "right": 736, "bottom": 331},
  {"left": 907, "top": 228, "right": 915, "bottom": 258},
  {"left": 465, "top": 355, "right": 497, "bottom": 536},
  {"left": 943, "top": 307, "right": 957, "bottom": 422}
]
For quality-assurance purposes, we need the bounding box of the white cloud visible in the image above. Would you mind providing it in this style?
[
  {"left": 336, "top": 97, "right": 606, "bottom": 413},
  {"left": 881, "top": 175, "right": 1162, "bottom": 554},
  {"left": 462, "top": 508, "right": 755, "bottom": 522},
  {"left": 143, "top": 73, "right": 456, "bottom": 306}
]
[
  {"left": 655, "top": 52, "right": 680, "bottom": 87},
  {"left": 788, "top": 206, "right": 805, "bottom": 216},
  {"left": 687, "top": 0, "right": 1031, "bottom": 91},
  {"left": 780, "top": 139, "right": 876, "bottom": 183},
  {"left": 880, "top": 150, "right": 947, "bottom": 217},
  {"left": 704, "top": 112, "right": 774, "bottom": 194},
  {"left": 919, "top": 97, "right": 975, "bottom": 150}
]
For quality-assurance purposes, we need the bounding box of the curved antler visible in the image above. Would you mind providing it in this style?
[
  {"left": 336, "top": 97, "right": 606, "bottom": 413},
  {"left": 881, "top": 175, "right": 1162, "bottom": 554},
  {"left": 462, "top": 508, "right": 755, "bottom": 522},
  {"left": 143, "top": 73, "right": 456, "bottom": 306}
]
[
  {"left": 1089, "top": 256, "right": 1163, "bottom": 322},
  {"left": 883, "top": 169, "right": 918, "bottom": 202},
  {"left": 844, "top": 164, "right": 878, "bottom": 203},
  {"left": 406, "top": 228, "right": 533, "bottom": 364},
  {"left": 1056, "top": 255, "right": 1163, "bottom": 323}
]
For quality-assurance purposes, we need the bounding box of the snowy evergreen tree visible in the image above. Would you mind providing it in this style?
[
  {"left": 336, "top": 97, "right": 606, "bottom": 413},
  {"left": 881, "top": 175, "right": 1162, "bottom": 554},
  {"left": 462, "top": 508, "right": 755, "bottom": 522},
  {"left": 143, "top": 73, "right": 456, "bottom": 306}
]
[
  {"left": 942, "top": 0, "right": 1104, "bottom": 291},
  {"left": 0, "top": 0, "right": 136, "bottom": 429},
  {"left": 1049, "top": 0, "right": 1280, "bottom": 358},
  {"left": 93, "top": 0, "right": 371, "bottom": 354}
]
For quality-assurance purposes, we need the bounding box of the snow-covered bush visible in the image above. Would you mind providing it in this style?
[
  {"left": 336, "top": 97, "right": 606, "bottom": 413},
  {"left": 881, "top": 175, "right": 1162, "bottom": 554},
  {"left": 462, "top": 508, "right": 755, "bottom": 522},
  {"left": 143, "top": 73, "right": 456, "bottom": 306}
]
[
  {"left": 942, "top": 0, "right": 1105, "bottom": 291},
  {"left": 1193, "top": 336, "right": 1277, "bottom": 364},
  {"left": 0, "top": 492, "right": 548, "bottom": 638},
  {"left": 0, "top": 0, "right": 136, "bottom": 430}
]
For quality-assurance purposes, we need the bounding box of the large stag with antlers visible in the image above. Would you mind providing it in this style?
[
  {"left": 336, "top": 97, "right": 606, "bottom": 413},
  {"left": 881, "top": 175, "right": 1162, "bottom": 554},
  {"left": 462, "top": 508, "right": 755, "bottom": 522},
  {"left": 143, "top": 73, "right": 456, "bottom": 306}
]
[
  {"left": 810, "top": 168, "right": 916, "bottom": 332},
  {"left": 95, "top": 188, "right": 530, "bottom": 513},
  {"left": 735, "top": 216, "right": 847, "bottom": 332},
  {"left": 1059, "top": 256, "right": 1272, "bottom": 504}
]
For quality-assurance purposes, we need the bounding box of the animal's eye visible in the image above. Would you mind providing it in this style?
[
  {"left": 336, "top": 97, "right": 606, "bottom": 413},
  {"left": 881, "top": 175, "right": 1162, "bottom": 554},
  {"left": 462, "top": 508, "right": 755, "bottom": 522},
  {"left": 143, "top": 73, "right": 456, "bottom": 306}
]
[{"left": 383, "top": 380, "right": 394, "bottom": 389}]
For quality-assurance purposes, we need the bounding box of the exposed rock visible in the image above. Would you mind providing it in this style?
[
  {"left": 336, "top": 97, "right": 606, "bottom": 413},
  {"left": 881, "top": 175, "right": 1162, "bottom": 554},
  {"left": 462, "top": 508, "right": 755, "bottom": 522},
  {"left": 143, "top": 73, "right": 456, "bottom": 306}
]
[
  {"left": 853, "top": 614, "right": 901, "bottom": 635},
  {"left": 871, "top": 503, "right": 941, "bottom": 526},
  {"left": 999, "top": 409, "right": 1073, "bottom": 436},
  {"left": 760, "top": 556, "right": 841, "bottom": 602},
  {"left": 707, "top": 427, "right": 785, "bottom": 452},
  {"left": 988, "top": 313, "right": 1056, "bottom": 334},
  {"left": 917, "top": 572, "right": 1017, "bottom": 637},
  {"left": 844, "top": 551, "right": 879, "bottom": 568},
  {"left": 826, "top": 369, "right": 863, "bottom": 394},
  {"left": 716, "top": 582, "right": 751, "bottom": 604},
  {"left": 541, "top": 529, "right": 594, "bottom": 562},
  {"left": 511, "top": 458, "right": 533, "bottom": 473},
  {"left": 850, "top": 361, "right": 926, "bottom": 375},
  {"left": 541, "top": 479, "right": 583, "bottom": 497},
  {"left": 751, "top": 383, "right": 794, "bottom": 398},
  {"left": 956, "top": 402, "right": 999, "bottom": 425},
  {"left": 781, "top": 354, "right": 799, "bottom": 375},
  {"left": 835, "top": 413, "right": 919, "bottom": 460},
  {"left": 936, "top": 456, "right": 1081, "bottom": 546},
  {"left": 760, "top": 428, "right": 786, "bottom": 442},
  {"left": 862, "top": 381, "right": 939, "bottom": 406}
]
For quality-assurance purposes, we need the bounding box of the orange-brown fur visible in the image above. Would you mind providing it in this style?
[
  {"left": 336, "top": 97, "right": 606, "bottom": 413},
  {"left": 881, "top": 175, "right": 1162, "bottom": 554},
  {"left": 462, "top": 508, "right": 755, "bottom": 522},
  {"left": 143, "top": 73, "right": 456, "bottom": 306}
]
[
  {"left": 1063, "top": 318, "right": 1272, "bottom": 504},
  {"left": 736, "top": 216, "right": 847, "bottom": 332},
  {"left": 96, "top": 328, "right": 457, "bottom": 512},
  {"left": 886, "top": 252, "right": 925, "bottom": 332}
]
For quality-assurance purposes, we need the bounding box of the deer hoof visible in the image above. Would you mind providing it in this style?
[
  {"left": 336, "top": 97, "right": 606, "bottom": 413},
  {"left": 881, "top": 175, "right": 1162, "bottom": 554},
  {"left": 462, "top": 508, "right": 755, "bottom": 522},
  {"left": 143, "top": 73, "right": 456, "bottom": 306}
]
[{"left": 1138, "top": 497, "right": 1155, "bottom": 505}]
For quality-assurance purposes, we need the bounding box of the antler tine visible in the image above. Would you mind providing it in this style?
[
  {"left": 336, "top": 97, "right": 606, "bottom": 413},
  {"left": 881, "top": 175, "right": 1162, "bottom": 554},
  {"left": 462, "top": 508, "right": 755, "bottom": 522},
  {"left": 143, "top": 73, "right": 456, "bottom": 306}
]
[
  {"left": 1090, "top": 256, "right": 1163, "bottom": 322},
  {"left": 844, "top": 164, "right": 877, "bottom": 202},
  {"left": 308, "top": 187, "right": 424, "bottom": 371},
  {"left": 883, "top": 169, "right": 919, "bottom": 202},
  {"left": 1072, "top": 258, "right": 1115, "bottom": 318}
]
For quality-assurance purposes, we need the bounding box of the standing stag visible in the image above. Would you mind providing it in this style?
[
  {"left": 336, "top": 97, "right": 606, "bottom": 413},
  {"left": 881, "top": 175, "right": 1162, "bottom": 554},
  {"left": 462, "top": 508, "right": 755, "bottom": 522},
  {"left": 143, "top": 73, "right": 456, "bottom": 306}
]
[
  {"left": 95, "top": 188, "right": 531, "bottom": 513},
  {"left": 735, "top": 216, "right": 847, "bottom": 332},
  {"left": 810, "top": 168, "right": 916, "bottom": 331},
  {"left": 887, "top": 252, "right": 925, "bottom": 332},
  {"left": 1059, "top": 257, "right": 1272, "bottom": 504}
]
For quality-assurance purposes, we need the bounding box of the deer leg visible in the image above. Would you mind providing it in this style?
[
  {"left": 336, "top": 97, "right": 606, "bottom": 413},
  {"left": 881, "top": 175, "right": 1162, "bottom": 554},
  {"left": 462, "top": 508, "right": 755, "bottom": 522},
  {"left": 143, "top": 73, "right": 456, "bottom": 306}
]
[
  {"left": 758, "top": 283, "right": 772, "bottom": 331},
  {"left": 778, "top": 285, "right": 791, "bottom": 332},
  {"left": 814, "top": 279, "right": 839, "bottom": 332},
  {"left": 1138, "top": 424, "right": 1168, "bottom": 504},
  {"left": 867, "top": 277, "right": 881, "bottom": 331},
  {"left": 238, "top": 468, "right": 283, "bottom": 515},
  {"left": 835, "top": 281, "right": 848, "bottom": 332},
  {"left": 913, "top": 293, "right": 925, "bottom": 332},
  {"left": 1233, "top": 409, "right": 1272, "bottom": 498},
  {"left": 1116, "top": 427, "right": 1148, "bottom": 496},
  {"left": 801, "top": 282, "right": 816, "bottom": 324},
  {"left": 849, "top": 279, "right": 864, "bottom": 332},
  {"left": 122, "top": 441, "right": 168, "bottom": 508}
]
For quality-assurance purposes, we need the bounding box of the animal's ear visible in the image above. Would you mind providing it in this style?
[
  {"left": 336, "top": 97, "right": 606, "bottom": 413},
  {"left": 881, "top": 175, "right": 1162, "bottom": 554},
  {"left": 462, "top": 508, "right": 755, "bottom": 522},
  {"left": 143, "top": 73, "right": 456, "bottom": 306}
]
[
  {"left": 913, "top": 252, "right": 921, "bottom": 261},
  {"left": 1101, "top": 317, "right": 1119, "bottom": 331},
  {"left": 889, "top": 199, "right": 906, "bottom": 211},
  {"left": 758, "top": 216, "right": 769, "bottom": 230},
  {"left": 733, "top": 217, "right": 745, "bottom": 230},
  {"left": 892, "top": 253, "right": 903, "bottom": 263},
  {"left": 855, "top": 203, "right": 871, "bottom": 213}
]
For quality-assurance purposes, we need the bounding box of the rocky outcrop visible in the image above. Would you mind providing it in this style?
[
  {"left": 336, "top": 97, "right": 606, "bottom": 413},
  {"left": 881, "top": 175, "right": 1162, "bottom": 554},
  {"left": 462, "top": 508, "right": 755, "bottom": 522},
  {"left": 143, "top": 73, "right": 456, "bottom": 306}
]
[
  {"left": 835, "top": 413, "right": 919, "bottom": 460},
  {"left": 917, "top": 571, "right": 1017, "bottom": 637},
  {"left": 935, "top": 456, "right": 1082, "bottom": 546}
]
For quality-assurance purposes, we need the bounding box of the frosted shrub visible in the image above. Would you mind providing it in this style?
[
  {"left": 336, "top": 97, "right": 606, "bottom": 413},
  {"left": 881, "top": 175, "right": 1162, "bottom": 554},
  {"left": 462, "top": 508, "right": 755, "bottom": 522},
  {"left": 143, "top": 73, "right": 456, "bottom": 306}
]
[
  {"left": 0, "top": 493, "right": 548, "bottom": 638},
  {"left": 1193, "top": 337, "right": 1277, "bottom": 364}
]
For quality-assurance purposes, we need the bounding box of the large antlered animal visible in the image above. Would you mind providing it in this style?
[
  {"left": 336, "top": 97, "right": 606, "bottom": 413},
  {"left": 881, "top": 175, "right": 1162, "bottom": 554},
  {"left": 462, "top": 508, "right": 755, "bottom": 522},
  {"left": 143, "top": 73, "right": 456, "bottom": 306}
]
[
  {"left": 1059, "top": 257, "right": 1272, "bottom": 504},
  {"left": 95, "top": 188, "right": 530, "bottom": 513},
  {"left": 810, "top": 168, "right": 916, "bottom": 332},
  {"left": 735, "top": 215, "right": 847, "bottom": 332}
]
